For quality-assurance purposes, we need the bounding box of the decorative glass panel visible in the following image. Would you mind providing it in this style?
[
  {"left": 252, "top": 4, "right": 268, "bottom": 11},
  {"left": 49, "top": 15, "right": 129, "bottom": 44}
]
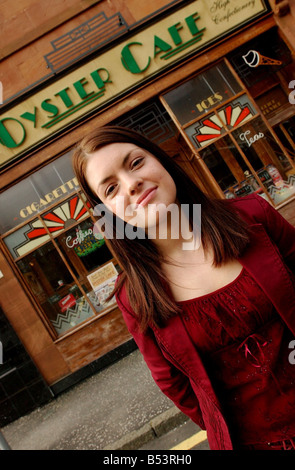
[
  {"left": 217, "top": 95, "right": 257, "bottom": 129},
  {"left": 4, "top": 219, "right": 50, "bottom": 259},
  {"left": 41, "top": 195, "right": 91, "bottom": 237},
  {"left": 185, "top": 96, "right": 257, "bottom": 149},
  {"left": 185, "top": 113, "right": 225, "bottom": 148}
]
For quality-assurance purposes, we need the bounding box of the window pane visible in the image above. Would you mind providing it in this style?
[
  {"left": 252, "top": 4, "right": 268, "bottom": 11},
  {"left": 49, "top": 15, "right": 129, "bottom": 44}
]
[
  {"left": 198, "top": 136, "right": 239, "bottom": 191},
  {"left": 55, "top": 217, "right": 115, "bottom": 314},
  {"left": 4, "top": 219, "right": 50, "bottom": 259},
  {"left": 255, "top": 85, "right": 290, "bottom": 119},
  {"left": 17, "top": 242, "right": 95, "bottom": 336},
  {"left": 197, "top": 135, "right": 269, "bottom": 199},
  {"left": 162, "top": 62, "right": 241, "bottom": 125},
  {"left": 0, "top": 151, "right": 78, "bottom": 234},
  {"left": 232, "top": 117, "right": 295, "bottom": 204}
]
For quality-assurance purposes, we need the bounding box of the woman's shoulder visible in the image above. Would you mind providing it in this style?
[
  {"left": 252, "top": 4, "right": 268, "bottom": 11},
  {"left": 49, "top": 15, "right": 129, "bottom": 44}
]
[{"left": 225, "top": 194, "right": 274, "bottom": 225}]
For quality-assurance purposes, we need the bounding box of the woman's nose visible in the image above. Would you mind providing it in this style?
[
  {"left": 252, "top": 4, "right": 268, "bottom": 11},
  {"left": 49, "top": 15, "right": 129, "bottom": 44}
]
[{"left": 127, "top": 177, "right": 143, "bottom": 196}]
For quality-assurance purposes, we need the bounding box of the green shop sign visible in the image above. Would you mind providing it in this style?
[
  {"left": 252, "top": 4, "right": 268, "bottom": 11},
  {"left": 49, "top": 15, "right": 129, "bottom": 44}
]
[{"left": 0, "top": 0, "right": 267, "bottom": 166}]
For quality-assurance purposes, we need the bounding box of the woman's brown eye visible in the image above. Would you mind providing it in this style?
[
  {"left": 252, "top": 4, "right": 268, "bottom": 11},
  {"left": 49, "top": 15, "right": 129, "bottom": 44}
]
[
  {"left": 106, "top": 185, "right": 116, "bottom": 196},
  {"left": 131, "top": 157, "right": 144, "bottom": 169}
]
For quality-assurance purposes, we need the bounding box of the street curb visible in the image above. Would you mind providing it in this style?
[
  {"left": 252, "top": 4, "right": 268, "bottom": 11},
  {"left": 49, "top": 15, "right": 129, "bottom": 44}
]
[{"left": 103, "top": 407, "right": 188, "bottom": 450}]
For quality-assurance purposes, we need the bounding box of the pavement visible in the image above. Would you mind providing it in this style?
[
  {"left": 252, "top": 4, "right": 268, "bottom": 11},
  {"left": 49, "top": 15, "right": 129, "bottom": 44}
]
[{"left": 0, "top": 348, "right": 189, "bottom": 450}]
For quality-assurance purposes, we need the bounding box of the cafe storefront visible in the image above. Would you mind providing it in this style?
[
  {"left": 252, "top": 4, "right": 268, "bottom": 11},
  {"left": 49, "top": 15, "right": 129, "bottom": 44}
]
[{"left": 1, "top": 0, "right": 295, "bottom": 423}]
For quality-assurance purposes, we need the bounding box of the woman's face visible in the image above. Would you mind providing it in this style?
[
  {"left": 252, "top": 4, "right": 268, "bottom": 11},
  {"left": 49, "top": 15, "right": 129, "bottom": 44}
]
[{"left": 85, "top": 142, "right": 177, "bottom": 231}]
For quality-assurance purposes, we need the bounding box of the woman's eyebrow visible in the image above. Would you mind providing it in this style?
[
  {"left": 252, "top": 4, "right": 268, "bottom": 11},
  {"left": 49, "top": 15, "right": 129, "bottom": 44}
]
[{"left": 96, "top": 151, "right": 133, "bottom": 192}]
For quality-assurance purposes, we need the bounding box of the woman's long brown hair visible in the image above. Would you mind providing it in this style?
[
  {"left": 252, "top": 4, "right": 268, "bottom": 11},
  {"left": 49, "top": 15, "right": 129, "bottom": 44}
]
[{"left": 72, "top": 126, "right": 250, "bottom": 331}]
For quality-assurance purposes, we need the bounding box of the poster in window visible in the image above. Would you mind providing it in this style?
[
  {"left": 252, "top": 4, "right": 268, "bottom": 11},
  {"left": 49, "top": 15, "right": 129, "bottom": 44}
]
[{"left": 87, "top": 262, "right": 118, "bottom": 307}]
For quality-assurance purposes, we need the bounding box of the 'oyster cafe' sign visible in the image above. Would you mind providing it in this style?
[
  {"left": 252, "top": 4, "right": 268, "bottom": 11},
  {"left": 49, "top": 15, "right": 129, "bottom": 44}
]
[{"left": 0, "top": 0, "right": 267, "bottom": 166}]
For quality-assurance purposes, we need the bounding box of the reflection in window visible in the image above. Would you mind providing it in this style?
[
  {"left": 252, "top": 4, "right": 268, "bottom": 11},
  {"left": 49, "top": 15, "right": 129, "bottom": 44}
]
[
  {"left": 55, "top": 217, "right": 115, "bottom": 323},
  {"left": 274, "top": 117, "right": 295, "bottom": 161},
  {"left": 199, "top": 136, "right": 239, "bottom": 191},
  {"left": 232, "top": 117, "right": 295, "bottom": 204}
]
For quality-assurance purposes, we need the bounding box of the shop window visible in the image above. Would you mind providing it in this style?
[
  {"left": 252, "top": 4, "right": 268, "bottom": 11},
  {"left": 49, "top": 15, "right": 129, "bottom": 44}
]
[
  {"left": 161, "top": 60, "right": 295, "bottom": 205},
  {"left": 16, "top": 242, "right": 92, "bottom": 336},
  {"left": 113, "top": 99, "right": 177, "bottom": 145},
  {"left": 232, "top": 117, "right": 295, "bottom": 204},
  {"left": 227, "top": 27, "right": 295, "bottom": 184},
  {"left": 274, "top": 117, "right": 295, "bottom": 160},
  {"left": 57, "top": 218, "right": 110, "bottom": 272},
  {"left": 0, "top": 151, "right": 78, "bottom": 235},
  {"left": 7, "top": 209, "right": 117, "bottom": 336},
  {"left": 255, "top": 85, "right": 290, "bottom": 120},
  {"left": 1, "top": 155, "right": 119, "bottom": 337},
  {"left": 55, "top": 217, "right": 115, "bottom": 308}
]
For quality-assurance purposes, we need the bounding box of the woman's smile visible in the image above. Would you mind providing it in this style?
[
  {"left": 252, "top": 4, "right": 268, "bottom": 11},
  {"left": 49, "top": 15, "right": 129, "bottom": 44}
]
[{"left": 136, "top": 187, "right": 158, "bottom": 207}]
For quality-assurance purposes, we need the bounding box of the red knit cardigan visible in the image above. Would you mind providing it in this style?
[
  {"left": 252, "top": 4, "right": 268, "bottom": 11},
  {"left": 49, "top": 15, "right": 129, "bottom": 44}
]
[{"left": 115, "top": 195, "right": 295, "bottom": 450}]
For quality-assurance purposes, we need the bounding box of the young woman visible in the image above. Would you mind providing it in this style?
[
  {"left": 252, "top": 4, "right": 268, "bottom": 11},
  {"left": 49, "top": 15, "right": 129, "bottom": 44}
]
[{"left": 72, "top": 125, "right": 295, "bottom": 450}]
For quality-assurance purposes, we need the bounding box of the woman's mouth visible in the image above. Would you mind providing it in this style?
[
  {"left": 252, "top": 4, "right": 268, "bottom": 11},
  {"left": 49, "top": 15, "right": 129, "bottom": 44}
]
[{"left": 136, "top": 187, "right": 157, "bottom": 207}]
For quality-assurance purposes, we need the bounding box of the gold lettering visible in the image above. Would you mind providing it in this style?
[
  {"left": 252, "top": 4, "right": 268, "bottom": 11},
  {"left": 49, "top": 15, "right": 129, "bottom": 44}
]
[
  {"left": 66, "top": 181, "right": 74, "bottom": 190},
  {"left": 214, "top": 92, "right": 223, "bottom": 101},
  {"left": 52, "top": 187, "right": 65, "bottom": 198},
  {"left": 38, "top": 198, "right": 48, "bottom": 208},
  {"left": 31, "top": 202, "right": 39, "bottom": 212},
  {"left": 58, "top": 184, "right": 68, "bottom": 194},
  {"left": 196, "top": 93, "right": 223, "bottom": 112},
  {"left": 44, "top": 193, "right": 55, "bottom": 203},
  {"left": 19, "top": 178, "right": 80, "bottom": 219},
  {"left": 20, "top": 206, "right": 32, "bottom": 218}
]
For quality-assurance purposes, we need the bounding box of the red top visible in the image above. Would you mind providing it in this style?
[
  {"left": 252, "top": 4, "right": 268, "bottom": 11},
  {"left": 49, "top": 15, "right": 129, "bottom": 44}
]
[
  {"left": 179, "top": 267, "right": 295, "bottom": 448},
  {"left": 117, "top": 195, "right": 295, "bottom": 449}
]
